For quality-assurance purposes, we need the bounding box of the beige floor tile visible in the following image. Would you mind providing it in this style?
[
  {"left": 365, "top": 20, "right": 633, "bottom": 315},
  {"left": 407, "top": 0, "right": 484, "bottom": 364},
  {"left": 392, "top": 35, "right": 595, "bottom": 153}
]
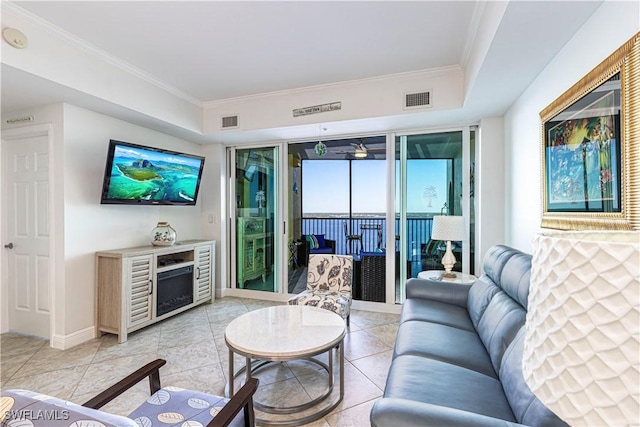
[
  {"left": 254, "top": 376, "right": 311, "bottom": 409},
  {"left": 71, "top": 380, "right": 150, "bottom": 417},
  {"left": 157, "top": 340, "right": 220, "bottom": 376},
  {"left": 350, "top": 350, "right": 393, "bottom": 390},
  {"left": 350, "top": 310, "right": 400, "bottom": 330},
  {"left": 206, "top": 303, "right": 249, "bottom": 323},
  {"left": 159, "top": 323, "right": 214, "bottom": 348},
  {"left": 343, "top": 330, "right": 392, "bottom": 361},
  {"left": 1, "top": 333, "right": 47, "bottom": 360},
  {"left": 1, "top": 358, "right": 27, "bottom": 385},
  {"left": 0, "top": 297, "right": 400, "bottom": 427},
  {"left": 93, "top": 328, "right": 161, "bottom": 363},
  {"left": 72, "top": 352, "right": 159, "bottom": 398},
  {"left": 325, "top": 398, "right": 378, "bottom": 427},
  {"left": 162, "top": 362, "right": 228, "bottom": 396},
  {"left": 12, "top": 338, "right": 102, "bottom": 379},
  {"left": 303, "top": 418, "right": 331, "bottom": 427},
  {"left": 3, "top": 365, "right": 88, "bottom": 400},
  {"left": 362, "top": 324, "right": 399, "bottom": 348}
]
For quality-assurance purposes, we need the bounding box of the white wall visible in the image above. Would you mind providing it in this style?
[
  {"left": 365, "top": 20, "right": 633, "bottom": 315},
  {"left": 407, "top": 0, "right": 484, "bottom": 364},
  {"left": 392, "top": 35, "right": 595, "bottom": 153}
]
[
  {"left": 477, "top": 117, "right": 505, "bottom": 273},
  {"left": 504, "top": 1, "right": 639, "bottom": 252},
  {"left": 61, "top": 104, "right": 206, "bottom": 335},
  {"left": 1, "top": 103, "right": 209, "bottom": 344}
]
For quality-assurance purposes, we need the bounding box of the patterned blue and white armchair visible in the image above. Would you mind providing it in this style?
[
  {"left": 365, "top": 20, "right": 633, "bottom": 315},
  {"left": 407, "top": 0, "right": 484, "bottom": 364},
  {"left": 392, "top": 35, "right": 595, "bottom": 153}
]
[{"left": 288, "top": 254, "right": 353, "bottom": 325}]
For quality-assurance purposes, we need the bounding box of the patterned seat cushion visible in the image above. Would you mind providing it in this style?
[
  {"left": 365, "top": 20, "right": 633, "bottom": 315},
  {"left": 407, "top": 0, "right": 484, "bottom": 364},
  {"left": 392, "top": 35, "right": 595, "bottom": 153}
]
[
  {"left": 1, "top": 389, "right": 138, "bottom": 427},
  {"left": 288, "top": 291, "right": 350, "bottom": 318},
  {"left": 128, "top": 386, "right": 246, "bottom": 427}
]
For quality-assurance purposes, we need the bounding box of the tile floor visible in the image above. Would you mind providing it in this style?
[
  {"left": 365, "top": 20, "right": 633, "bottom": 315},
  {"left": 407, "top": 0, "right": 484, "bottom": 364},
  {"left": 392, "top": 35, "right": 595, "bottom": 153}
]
[{"left": 0, "top": 297, "right": 400, "bottom": 427}]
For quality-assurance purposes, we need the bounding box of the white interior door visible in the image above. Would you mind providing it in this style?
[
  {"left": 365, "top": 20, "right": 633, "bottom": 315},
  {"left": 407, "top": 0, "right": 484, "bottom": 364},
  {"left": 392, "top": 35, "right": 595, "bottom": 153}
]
[{"left": 2, "top": 130, "right": 51, "bottom": 338}]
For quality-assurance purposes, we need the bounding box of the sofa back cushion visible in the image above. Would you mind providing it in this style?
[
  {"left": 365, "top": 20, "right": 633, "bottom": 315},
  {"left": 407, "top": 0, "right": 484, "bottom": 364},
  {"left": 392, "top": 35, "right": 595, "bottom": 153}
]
[
  {"left": 468, "top": 245, "right": 532, "bottom": 375},
  {"left": 467, "top": 245, "right": 520, "bottom": 329},
  {"left": 499, "top": 329, "right": 569, "bottom": 427},
  {"left": 476, "top": 292, "right": 526, "bottom": 374}
]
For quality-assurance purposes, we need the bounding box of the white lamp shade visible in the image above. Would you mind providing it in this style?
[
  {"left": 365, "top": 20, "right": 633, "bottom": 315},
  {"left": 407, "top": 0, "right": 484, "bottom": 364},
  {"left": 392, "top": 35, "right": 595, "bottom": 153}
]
[
  {"left": 431, "top": 216, "right": 465, "bottom": 241},
  {"left": 523, "top": 231, "right": 640, "bottom": 427}
]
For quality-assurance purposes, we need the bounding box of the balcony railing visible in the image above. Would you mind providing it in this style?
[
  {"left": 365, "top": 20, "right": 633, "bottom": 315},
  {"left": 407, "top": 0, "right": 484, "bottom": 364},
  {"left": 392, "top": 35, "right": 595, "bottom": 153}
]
[{"left": 301, "top": 216, "right": 433, "bottom": 261}]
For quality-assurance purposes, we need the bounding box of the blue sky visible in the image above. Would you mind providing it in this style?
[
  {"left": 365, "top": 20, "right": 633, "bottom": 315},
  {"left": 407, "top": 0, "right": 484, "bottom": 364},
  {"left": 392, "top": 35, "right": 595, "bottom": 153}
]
[{"left": 302, "top": 159, "right": 448, "bottom": 214}]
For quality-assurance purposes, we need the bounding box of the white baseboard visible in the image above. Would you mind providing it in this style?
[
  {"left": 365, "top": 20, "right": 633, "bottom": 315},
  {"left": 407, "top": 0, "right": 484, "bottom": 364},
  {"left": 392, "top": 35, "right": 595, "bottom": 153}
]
[{"left": 50, "top": 326, "right": 95, "bottom": 350}]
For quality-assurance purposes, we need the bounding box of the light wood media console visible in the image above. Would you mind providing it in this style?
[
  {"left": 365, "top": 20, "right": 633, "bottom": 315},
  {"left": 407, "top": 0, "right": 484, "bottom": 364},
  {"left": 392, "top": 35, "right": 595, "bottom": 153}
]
[{"left": 95, "top": 239, "right": 215, "bottom": 343}]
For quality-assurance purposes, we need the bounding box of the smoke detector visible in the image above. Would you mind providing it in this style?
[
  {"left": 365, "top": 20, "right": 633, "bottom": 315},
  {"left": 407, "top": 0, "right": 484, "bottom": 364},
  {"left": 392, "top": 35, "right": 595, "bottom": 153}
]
[{"left": 3, "top": 27, "right": 28, "bottom": 49}]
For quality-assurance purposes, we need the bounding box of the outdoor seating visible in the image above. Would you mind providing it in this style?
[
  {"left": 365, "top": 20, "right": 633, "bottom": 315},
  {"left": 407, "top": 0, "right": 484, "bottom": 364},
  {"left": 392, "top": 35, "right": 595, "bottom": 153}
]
[
  {"left": 287, "top": 254, "right": 353, "bottom": 325},
  {"left": 359, "top": 251, "right": 406, "bottom": 303},
  {"left": 343, "top": 221, "right": 362, "bottom": 254},
  {"left": 297, "top": 234, "right": 336, "bottom": 266}
]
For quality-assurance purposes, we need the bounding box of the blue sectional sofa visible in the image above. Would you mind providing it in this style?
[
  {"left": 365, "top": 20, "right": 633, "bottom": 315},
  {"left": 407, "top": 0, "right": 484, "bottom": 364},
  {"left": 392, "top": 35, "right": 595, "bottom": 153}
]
[{"left": 371, "top": 245, "right": 568, "bottom": 427}]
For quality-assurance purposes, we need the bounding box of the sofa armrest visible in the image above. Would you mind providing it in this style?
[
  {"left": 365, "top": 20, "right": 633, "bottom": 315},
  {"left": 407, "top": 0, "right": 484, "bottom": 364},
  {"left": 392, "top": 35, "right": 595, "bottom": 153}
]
[
  {"left": 405, "top": 278, "right": 471, "bottom": 308},
  {"left": 325, "top": 239, "right": 336, "bottom": 253},
  {"left": 371, "top": 398, "right": 527, "bottom": 427}
]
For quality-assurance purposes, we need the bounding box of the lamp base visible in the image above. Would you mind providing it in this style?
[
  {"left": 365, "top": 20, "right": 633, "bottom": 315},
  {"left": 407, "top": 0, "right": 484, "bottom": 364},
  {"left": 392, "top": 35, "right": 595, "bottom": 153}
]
[{"left": 440, "top": 272, "right": 457, "bottom": 279}]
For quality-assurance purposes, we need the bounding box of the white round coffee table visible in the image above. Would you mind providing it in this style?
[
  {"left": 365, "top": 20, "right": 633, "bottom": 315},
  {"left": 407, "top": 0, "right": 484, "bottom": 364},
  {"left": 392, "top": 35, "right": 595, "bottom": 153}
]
[
  {"left": 225, "top": 305, "right": 345, "bottom": 426},
  {"left": 418, "top": 270, "right": 477, "bottom": 285}
]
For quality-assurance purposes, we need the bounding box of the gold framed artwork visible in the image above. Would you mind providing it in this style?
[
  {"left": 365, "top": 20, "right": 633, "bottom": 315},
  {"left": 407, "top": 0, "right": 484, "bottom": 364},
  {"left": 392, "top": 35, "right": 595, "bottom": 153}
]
[{"left": 540, "top": 32, "right": 639, "bottom": 231}]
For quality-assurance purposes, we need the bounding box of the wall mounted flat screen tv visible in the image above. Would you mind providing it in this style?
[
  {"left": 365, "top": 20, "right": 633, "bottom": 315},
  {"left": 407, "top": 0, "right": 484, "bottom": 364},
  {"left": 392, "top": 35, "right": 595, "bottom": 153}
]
[{"left": 100, "top": 139, "right": 205, "bottom": 205}]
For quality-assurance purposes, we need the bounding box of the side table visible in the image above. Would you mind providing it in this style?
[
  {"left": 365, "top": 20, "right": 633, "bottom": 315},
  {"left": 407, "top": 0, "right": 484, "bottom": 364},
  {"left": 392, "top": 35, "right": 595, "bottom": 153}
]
[{"left": 417, "top": 270, "right": 477, "bottom": 285}]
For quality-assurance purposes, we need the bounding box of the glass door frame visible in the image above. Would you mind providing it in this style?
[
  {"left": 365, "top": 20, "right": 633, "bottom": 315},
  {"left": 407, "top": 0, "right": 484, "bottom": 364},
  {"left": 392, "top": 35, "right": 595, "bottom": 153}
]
[
  {"left": 227, "top": 143, "right": 286, "bottom": 298},
  {"left": 390, "top": 125, "right": 475, "bottom": 304}
]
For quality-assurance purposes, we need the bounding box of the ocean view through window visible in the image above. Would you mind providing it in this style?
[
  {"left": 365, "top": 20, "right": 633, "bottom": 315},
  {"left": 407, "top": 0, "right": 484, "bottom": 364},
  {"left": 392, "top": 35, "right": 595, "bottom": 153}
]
[{"left": 301, "top": 158, "right": 448, "bottom": 257}]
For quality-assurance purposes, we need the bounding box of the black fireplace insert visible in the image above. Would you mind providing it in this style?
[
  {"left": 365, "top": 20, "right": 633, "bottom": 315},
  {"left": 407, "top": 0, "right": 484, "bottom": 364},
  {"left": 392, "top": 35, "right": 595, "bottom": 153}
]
[{"left": 156, "top": 265, "right": 194, "bottom": 317}]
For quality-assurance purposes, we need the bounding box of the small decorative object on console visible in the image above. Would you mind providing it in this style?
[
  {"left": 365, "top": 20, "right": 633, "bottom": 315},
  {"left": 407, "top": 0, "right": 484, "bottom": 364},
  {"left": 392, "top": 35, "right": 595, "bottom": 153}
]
[{"left": 151, "top": 221, "right": 176, "bottom": 246}]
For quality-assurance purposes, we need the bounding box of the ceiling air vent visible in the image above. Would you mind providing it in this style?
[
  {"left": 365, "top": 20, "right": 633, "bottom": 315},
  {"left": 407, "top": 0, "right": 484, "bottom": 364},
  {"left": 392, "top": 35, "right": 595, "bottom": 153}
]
[
  {"left": 221, "top": 115, "right": 239, "bottom": 129},
  {"left": 404, "top": 90, "right": 432, "bottom": 110}
]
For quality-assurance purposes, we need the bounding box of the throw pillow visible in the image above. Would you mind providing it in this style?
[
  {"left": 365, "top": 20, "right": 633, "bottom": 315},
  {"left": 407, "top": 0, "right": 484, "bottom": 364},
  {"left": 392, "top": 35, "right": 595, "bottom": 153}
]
[
  {"left": 315, "top": 234, "right": 326, "bottom": 248},
  {"left": 305, "top": 234, "right": 317, "bottom": 250}
]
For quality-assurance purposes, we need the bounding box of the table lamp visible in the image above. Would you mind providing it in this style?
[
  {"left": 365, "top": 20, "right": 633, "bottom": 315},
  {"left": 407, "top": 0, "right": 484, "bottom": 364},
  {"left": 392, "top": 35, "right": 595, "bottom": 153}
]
[
  {"left": 431, "top": 215, "right": 465, "bottom": 278},
  {"left": 523, "top": 231, "right": 640, "bottom": 427}
]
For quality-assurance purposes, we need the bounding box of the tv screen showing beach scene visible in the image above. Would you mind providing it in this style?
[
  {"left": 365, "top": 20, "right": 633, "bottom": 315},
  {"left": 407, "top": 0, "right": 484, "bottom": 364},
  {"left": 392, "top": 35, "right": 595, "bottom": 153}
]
[{"left": 100, "top": 140, "right": 205, "bottom": 205}]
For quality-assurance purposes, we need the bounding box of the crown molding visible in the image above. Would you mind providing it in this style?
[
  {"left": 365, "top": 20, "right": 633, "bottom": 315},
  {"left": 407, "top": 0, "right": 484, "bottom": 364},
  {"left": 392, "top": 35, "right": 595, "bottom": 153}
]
[
  {"left": 460, "top": 1, "right": 486, "bottom": 69},
  {"left": 203, "top": 66, "right": 462, "bottom": 109},
  {"left": 2, "top": 1, "right": 203, "bottom": 108}
]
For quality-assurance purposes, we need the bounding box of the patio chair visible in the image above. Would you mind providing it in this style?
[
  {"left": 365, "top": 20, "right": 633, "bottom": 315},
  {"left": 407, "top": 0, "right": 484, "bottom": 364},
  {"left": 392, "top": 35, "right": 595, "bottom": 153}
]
[
  {"left": 343, "top": 221, "right": 362, "bottom": 254},
  {"left": 1, "top": 359, "right": 258, "bottom": 427},
  {"left": 297, "top": 234, "right": 336, "bottom": 266},
  {"left": 287, "top": 254, "right": 353, "bottom": 326}
]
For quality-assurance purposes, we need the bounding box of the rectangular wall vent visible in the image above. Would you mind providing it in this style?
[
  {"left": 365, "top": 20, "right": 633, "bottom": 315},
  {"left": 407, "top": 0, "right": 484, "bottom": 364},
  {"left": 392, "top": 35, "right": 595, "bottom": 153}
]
[
  {"left": 221, "top": 115, "right": 238, "bottom": 129},
  {"left": 404, "top": 91, "right": 432, "bottom": 109}
]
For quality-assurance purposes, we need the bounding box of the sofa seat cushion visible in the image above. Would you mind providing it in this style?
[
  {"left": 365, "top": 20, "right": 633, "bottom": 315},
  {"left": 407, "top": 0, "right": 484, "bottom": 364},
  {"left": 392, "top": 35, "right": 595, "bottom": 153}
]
[
  {"left": 393, "top": 320, "right": 496, "bottom": 378},
  {"left": 310, "top": 246, "right": 334, "bottom": 254},
  {"left": 399, "top": 298, "right": 475, "bottom": 332},
  {"left": 384, "top": 355, "right": 516, "bottom": 423}
]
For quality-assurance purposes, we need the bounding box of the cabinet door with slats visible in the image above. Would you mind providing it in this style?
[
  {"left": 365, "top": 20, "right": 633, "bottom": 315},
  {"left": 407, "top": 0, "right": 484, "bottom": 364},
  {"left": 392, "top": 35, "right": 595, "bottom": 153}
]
[
  {"left": 127, "top": 254, "right": 153, "bottom": 328},
  {"left": 195, "top": 243, "right": 214, "bottom": 302}
]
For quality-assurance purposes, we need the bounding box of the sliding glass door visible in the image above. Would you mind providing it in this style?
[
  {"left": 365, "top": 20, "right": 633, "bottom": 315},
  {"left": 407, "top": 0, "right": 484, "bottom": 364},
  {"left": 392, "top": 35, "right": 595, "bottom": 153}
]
[
  {"left": 395, "top": 129, "right": 475, "bottom": 303},
  {"left": 233, "top": 147, "right": 280, "bottom": 292}
]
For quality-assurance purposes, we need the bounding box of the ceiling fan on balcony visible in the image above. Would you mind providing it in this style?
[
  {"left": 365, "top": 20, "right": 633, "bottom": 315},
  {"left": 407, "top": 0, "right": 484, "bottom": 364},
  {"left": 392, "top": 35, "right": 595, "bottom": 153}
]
[{"left": 335, "top": 139, "right": 386, "bottom": 158}]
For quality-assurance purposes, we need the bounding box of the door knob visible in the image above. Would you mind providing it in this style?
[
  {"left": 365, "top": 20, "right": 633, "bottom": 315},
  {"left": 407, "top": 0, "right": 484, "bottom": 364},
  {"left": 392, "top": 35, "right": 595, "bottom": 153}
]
[{"left": 4, "top": 243, "right": 13, "bottom": 249}]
